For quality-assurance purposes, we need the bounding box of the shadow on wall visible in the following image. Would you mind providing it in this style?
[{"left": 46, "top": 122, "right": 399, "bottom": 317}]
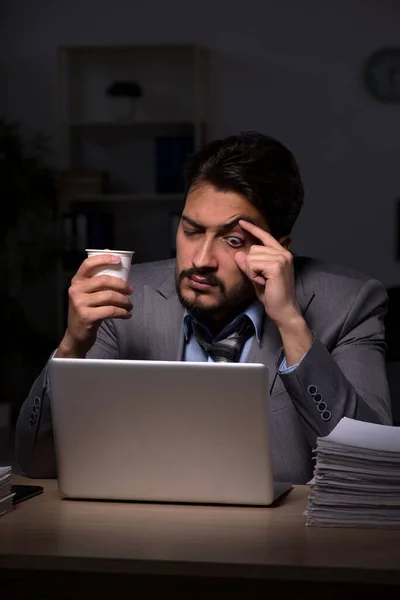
[{"left": 0, "top": 117, "right": 60, "bottom": 427}]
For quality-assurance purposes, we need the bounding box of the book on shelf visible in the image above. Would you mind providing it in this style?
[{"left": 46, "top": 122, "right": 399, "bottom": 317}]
[{"left": 61, "top": 212, "right": 115, "bottom": 269}]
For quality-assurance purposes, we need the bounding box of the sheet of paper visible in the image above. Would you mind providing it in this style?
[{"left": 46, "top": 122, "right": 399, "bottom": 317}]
[{"left": 322, "top": 417, "right": 400, "bottom": 452}]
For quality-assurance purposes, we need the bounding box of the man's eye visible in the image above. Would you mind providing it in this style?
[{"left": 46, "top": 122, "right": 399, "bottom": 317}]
[
  {"left": 225, "top": 236, "right": 244, "bottom": 248},
  {"left": 183, "top": 230, "right": 199, "bottom": 237}
]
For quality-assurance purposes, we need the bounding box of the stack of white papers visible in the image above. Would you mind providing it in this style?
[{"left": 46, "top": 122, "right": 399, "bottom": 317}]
[
  {"left": 0, "top": 466, "right": 14, "bottom": 517},
  {"left": 305, "top": 417, "right": 400, "bottom": 528}
]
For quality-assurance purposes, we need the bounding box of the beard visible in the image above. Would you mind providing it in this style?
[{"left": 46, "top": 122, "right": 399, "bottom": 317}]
[{"left": 175, "top": 266, "right": 256, "bottom": 329}]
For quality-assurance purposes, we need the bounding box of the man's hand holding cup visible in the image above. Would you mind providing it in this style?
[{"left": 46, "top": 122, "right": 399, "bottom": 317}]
[{"left": 56, "top": 249, "right": 134, "bottom": 359}]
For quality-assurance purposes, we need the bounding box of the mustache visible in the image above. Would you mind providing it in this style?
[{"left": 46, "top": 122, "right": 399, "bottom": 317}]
[{"left": 179, "top": 268, "right": 225, "bottom": 290}]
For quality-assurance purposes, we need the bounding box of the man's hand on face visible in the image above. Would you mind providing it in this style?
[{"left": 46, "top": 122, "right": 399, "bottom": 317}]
[
  {"left": 233, "top": 220, "right": 301, "bottom": 329},
  {"left": 56, "top": 254, "right": 133, "bottom": 359},
  {"left": 234, "top": 219, "right": 313, "bottom": 366}
]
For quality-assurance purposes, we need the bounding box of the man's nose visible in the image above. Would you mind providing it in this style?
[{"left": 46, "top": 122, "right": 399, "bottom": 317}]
[{"left": 192, "top": 239, "right": 218, "bottom": 270}]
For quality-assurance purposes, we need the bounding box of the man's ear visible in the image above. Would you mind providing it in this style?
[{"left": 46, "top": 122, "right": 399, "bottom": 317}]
[{"left": 279, "top": 235, "right": 292, "bottom": 250}]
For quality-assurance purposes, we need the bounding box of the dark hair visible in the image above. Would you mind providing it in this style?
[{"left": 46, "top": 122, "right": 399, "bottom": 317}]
[{"left": 184, "top": 131, "right": 304, "bottom": 238}]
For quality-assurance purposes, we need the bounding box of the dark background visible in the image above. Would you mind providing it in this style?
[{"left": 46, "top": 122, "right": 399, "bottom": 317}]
[{"left": 1, "top": 0, "right": 400, "bottom": 468}]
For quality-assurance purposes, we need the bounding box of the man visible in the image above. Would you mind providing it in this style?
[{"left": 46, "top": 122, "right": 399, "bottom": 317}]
[{"left": 16, "top": 131, "right": 392, "bottom": 482}]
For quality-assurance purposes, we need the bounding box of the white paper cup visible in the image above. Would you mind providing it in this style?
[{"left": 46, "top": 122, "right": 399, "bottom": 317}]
[{"left": 86, "top": 249, "right": 134, "bottom": 282}]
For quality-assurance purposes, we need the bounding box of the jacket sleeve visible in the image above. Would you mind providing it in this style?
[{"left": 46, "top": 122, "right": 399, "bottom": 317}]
[
  {"left": 15, "top": 319, "right": 119, "bottom": 478},
  {"left": 279, "top": 278, "right": 392, "bottom": 449}
]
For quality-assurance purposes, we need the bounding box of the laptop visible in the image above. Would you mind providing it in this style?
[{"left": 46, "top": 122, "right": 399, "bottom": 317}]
[{"left": 48, "top": 358, "right": 292, "bottom": 506}]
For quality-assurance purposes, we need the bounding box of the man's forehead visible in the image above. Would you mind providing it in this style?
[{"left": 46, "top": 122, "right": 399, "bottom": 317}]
[{"left": 183, "top": 184, "right": 268, "bottom": 230}]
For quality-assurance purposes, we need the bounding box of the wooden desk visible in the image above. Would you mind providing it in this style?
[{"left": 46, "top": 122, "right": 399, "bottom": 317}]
[{"left": 1, "top": 476, "right": 400, "bottom": 599}]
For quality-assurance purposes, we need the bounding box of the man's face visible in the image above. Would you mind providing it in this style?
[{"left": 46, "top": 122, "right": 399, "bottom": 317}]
[{"left": 175, "top": 182, "right": 268, "bottom": 325}]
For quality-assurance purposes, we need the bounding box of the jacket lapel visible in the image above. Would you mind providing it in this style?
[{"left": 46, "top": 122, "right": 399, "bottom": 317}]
[{"left": 143, "top": 272, "right": 184, "bottom": 361}]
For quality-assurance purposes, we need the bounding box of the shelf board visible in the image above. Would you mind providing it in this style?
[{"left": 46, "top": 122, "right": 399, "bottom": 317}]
[
  {"left": 62, "top": 43, "right": 201, "bottom": 53},
  {"left": 67, "top": 193, "right": 185, "bottom": 203},
  {"left": 66, "top": 121, "right": 195, "bottom": 136}
]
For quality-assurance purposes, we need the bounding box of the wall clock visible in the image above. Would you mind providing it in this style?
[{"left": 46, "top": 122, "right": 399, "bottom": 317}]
[{"left": 363, "top": 47, "right": 400, "bottom": 102}]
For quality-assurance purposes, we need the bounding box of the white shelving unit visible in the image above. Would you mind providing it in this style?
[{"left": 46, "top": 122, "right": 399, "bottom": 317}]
[{"left": 55, "top": 43, "right": 209, "bottom": 336}]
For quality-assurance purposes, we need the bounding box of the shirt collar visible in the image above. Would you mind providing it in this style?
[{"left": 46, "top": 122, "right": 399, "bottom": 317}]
[{"left": 183, "top": 299, "right": 264, "bottom": 343}]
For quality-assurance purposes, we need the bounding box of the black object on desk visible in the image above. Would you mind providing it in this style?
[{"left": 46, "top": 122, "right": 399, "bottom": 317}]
[{"left": 12, "top": 485, "right": 43, "bottom": 505}]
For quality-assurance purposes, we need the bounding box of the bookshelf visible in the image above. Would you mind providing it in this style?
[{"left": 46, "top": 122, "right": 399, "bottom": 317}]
[{"left": 55, "top": 43, "right": 209, "bottom": 336}]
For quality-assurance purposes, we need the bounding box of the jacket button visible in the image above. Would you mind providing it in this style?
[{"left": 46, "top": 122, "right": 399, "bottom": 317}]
[
  {"left": 321, "top": 410, "right": 332, "bottom": 421},
  {"left": 317, "top": 401, "right": 327, "bottom": 412},
  {"left": 34, "top": 396, "right": 41, "bottom": 407},
  {"left": 314, "top": 392, "right": 323, "bottom": 402},
  {"left": 307, "top": 385, "right": 317, "bottom": 396}
]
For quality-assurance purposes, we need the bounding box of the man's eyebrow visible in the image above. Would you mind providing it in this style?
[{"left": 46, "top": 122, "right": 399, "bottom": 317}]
[
  {"left": 181, "top": 214, "right": 257, "bottom": 232},
  {"left": 219, "top": 215, "right": 257, "bottom": 232},
  {"left": 181, "top": 215, "right": 203, "bottom": 228}
]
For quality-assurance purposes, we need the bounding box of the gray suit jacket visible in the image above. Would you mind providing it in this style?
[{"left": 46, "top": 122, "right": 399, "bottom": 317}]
[{"left": 15, "top": 256, "right": 392, "bottom": 483}]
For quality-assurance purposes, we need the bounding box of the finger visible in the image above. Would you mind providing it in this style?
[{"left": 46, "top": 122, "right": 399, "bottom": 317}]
[
  {"left": 74, "top": 254, "right": 121, "bottom": 282},
  {"left": 247, "top": 246, "right": 286, "bottom": 259},
  {"left": 239, "top": 220, "right": 283, "bottom": 250},
  {"left": 235, "top": 248, "right": 285, "bottom": 270},
  {"left": 244, "top": 260, "right": 269, "bottom": 284},
  {"left": 234, "top": 252, "right": 267, "bottom": 286},
  {"left": 84, "top": 290, "right": 133, "bottom": 311},
  {"left": 246, "top": 254, "right": 292, "bottom": 273},
  {"left": 246, "top": 256, "right": 286, "bottom": 277},
  {"left": 252, "top": 275, "right": 266, "bottom": 286},
  {"left": 73, "top": 274, "right": 133, "bottom": 296},
  {"left": 82, "top": 306, "right": 132, "bottom": 324},
  {"left": 234, "top": 251, "right": 247, "bottom": 273}
]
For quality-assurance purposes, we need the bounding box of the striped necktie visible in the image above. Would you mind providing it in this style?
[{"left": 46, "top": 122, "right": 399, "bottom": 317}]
[{"left": 191, "top": 316, "right": 254, "bottom": 363}]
